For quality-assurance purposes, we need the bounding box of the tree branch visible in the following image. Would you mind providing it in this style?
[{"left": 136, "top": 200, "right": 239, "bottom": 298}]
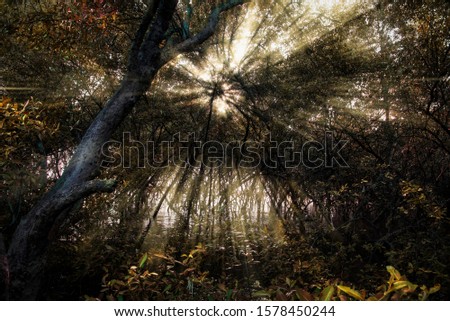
[
  {"left": 128, "top": 0, "right": 161, "bottom": 72},
  {"left": 51, "top": 179, "right": 118, "bottom": 215},
  {"left": 70, "top": 179, "right": 118, "bottom": 200},
  {"left": 139, "top": 0, "right": 178, "bottom": 56},
  {"left": 162, "top": 0, "right": 248, "bottom": 62}
]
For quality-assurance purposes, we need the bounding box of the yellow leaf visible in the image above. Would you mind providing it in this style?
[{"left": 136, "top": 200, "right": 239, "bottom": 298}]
[
  {"left": 392, "top": 280, "right": 417, "bottom": 292},
  {"left": 337, "top": 285, "right": 363, "bottom": 300},
  {"left": 321, "top": 285, "right": 335, "bottom": 301},
  {"left": 153, "top": 253, "right": 170, "bottom": 260},
  {"left": 386, "top": 266, "right": 402, "bottom": 280},
  {"left": 252, "top": 290, "right": 271, "bottom": 298},
  {"left": 429, "top": 284, "right": 440, "bottom": 295}
]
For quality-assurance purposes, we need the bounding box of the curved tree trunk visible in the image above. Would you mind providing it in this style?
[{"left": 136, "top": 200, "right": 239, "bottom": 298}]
[
  {"left": 3, "top": 0, "right": 246, "bottom": 300},
  {"left": 6, "top": 0, "right": 177, "bottom": 300}
]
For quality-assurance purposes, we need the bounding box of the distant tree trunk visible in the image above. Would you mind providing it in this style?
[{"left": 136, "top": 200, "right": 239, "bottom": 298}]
[{"left": 4, "top": 0, "right": 247, "bottom": 300}]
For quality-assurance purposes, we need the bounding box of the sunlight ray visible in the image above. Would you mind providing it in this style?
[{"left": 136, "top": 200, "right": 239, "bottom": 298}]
[{"left": 166, "top": 0, "right": 373, "bottom": 121}]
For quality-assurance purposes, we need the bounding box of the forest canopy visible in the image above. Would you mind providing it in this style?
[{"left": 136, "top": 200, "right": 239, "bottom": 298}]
[{"left": 0, "top": 0, "right": 449, "bottom": 300}]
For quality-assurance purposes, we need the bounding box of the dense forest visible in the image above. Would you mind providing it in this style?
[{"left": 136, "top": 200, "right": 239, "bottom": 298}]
[{"left": 0, "top": 0, "right": 449, "bottom": 301}]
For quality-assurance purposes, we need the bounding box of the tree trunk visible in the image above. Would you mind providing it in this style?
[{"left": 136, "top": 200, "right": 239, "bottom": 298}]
[
  {"left": 0, "top": 234, "right": 9, "bottom": 300},
  {"left": 6, "top": 79, "right": 156, "bottom": 300},
  {"left": 3, "top": 0, "right": 246, "bottom": 300},
  {"left": 6, "top": 0, "right": 177, "bottom": 300}
]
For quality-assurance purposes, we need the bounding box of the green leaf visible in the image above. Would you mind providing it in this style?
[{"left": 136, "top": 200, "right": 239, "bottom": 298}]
[
  {"left": 321, "top": 286, "right": 335, "bottom": 301},
  {"left": 139, "top": 253, "right": 148, "bottom": 269},
  {"left": 225, "top": 289, "right": 233, "bottom": 301},
  {"left": 337, "top": 285, "right": 363, "bottom": 300}
]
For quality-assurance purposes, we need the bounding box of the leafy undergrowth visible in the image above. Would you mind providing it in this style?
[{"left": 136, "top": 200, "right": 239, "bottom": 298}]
[
  {"left": 250, "top": 265, "right": 440, "bottom": 301},
  {"left": 91, "top": 244, "right": 441, "bottom": 301}
]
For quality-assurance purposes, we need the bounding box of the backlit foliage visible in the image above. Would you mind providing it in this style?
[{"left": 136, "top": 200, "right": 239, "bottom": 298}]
[{"left": 1, "top": 0, "right": 449, "bottom": 300}]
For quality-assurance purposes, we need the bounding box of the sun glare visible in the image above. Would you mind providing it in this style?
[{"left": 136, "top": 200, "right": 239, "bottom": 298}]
[
  {"left": 229, "top": 9, "right": 254, "bottom": 69},
  {"left": 214, "top": 97, "right": 229, "bottom": 115},
  {"left": 304, "top": 0, "right": 360, "bottom": 13},
  {"left": 170, "top": 0, "right": 365, "bottom": 116}
]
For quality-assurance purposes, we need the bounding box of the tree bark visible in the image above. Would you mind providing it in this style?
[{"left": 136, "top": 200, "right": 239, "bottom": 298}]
[{"left": 0, "top": 234, "right": 9, "bottom": 300}]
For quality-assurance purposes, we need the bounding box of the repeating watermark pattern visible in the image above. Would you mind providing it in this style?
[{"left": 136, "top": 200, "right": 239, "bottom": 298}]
[{"left": 101, "top": 132, "right": 349, "bottom": 169}]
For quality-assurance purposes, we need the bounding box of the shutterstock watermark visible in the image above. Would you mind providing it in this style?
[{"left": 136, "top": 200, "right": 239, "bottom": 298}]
[{"left": 100, "top": 131, "right": 349, "bottom": 169}]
